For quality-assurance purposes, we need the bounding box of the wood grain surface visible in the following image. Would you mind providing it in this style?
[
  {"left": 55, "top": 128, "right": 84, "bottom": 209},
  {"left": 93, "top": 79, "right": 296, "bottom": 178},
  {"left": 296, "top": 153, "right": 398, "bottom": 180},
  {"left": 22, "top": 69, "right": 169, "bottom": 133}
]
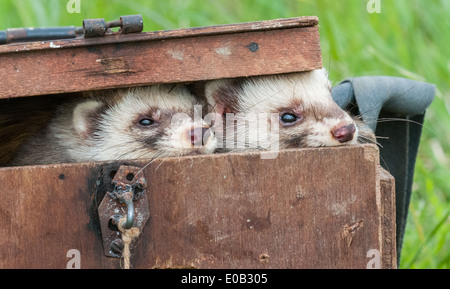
[
  {"left": 0, "top": 145, "right": 396, "bottom": 269},
  {"left": 0, "top": 17, "right": 322, "bottom": 99}
]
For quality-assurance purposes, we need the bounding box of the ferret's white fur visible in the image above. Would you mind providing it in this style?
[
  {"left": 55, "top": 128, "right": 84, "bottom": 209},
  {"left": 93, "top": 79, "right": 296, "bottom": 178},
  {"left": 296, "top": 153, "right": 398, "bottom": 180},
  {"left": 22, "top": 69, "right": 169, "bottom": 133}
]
[
  {"left": 76, "top": 86, "right": 216, "bottom": 162},
  {"left": 11, "top": 85, "right": 216, "bottom": 166},
  {"left": 205, "top": 69, "right": 363, "bottom": 152}
]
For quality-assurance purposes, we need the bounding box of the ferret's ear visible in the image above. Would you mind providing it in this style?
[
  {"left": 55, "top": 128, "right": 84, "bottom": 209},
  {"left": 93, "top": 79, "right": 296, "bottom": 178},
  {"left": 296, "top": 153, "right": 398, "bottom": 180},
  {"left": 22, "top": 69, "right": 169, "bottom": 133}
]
[
  {"left": 205, "top": 79, "right": 236, "bottom": 115},
  {"left": 72, "top": 100, "right": 103, "bottom": 139}
]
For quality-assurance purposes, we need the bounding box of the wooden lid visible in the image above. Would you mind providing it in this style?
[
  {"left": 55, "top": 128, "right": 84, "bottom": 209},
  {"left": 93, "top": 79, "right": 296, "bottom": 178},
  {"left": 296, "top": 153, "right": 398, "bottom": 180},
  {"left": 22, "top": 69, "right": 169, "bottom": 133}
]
[{"left": 0, "top": 16, "right": 322, "bottom": 98}]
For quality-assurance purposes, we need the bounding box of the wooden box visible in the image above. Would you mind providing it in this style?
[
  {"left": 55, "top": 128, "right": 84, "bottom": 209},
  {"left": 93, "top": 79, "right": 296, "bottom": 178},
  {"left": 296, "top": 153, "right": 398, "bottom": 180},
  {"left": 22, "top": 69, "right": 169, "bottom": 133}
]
[{"left": 0, "top": 17, "right": 396, "bottom": 269}]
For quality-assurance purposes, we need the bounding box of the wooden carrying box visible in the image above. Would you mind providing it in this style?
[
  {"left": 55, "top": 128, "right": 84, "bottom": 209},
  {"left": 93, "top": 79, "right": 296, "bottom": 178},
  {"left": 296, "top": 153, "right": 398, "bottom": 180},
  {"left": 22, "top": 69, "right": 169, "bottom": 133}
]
[{"left": 0, "top": 17, "right": 396, "bottom": 269}]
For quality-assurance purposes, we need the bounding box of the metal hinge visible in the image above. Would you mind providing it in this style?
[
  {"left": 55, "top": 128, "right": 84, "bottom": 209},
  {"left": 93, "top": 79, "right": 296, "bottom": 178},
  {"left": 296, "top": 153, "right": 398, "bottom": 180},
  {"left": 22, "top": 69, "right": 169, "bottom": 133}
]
[
  {"left": 0, "top": 14, "right": 143, "bottom": 45},
  {"left": 97, "top": 165, "right": 150, "bottom": 258}
]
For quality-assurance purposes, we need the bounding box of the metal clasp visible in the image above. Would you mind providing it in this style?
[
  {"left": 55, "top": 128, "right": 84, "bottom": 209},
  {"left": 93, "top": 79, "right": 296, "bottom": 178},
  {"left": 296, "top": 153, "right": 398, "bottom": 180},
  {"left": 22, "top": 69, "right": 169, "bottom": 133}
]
[
  {"left": 111, "top": 183, "right": 135, "bottom": 230},
  {"left": 0, "top": 14, "right": 143, "bottom": 44},
  {"left": 97, "top": 165, "right": 149, "bottom": 258},
  {"left": 83, "top": 14, "right": 144, "bottom": 38}
]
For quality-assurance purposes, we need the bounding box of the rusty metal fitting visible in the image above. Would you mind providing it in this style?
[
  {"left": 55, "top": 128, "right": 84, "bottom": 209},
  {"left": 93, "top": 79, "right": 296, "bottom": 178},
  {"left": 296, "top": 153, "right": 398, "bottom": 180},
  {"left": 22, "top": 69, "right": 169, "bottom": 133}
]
[
  {"left": 111, "top": 183, "right": 135, "bottom": 230},
  {"left": 119, "top": 15, "right": 144, "bottom": 34},
  {"left": 83, "top": 15, "right": 143, "bottom": 38},
  {"left": 97, "top": 165, "right": 149, "bottom": 258},
  {"left": 0, "top": 15, "right": 144, "bottom": 44},
  {"left": 83, "top": 18, "right": 107, "bottom": 38}
]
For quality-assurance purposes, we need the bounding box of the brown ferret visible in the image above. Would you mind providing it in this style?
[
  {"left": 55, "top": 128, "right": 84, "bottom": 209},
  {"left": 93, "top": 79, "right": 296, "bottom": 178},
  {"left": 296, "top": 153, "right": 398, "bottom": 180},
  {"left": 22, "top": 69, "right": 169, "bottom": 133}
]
[
  {"left": 204, "top": 69, "right": 376, "bottom": 153},
  {"left": 8, "top": 84, "right": 217, "bottom": 166}
]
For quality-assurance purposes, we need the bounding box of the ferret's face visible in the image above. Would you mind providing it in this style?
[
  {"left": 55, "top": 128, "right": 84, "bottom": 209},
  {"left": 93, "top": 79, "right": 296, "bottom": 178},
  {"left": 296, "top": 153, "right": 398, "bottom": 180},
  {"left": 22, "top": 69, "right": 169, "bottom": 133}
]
[
  {"left": 74, "top": 85, "right": 216, "bottom": 162},
  {"left": 205, "top": 69, "right": 369, "bottom": 151}
]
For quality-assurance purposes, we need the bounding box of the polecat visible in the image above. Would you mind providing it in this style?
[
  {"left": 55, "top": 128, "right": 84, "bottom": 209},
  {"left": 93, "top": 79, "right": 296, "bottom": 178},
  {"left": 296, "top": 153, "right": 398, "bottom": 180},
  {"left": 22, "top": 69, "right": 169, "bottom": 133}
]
[
  {"left": 204, "top": 69, "right": 376, "bottom": 153},
  {"left": 8, "top": 85, "right": 217, "bottom": 166}
]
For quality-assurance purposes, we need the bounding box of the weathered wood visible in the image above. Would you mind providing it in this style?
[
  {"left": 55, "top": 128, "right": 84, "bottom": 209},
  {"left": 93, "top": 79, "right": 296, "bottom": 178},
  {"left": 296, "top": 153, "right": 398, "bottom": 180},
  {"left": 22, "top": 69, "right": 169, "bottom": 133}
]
[
  {"left": 379, "top": 168, "right": 397, "bottom": 268},
  {"left": 0, "top": 17, "right": 319, "bottom": 54},
  {"left": 0, "top": 145, "right": 396, "bottom": 269},
  {"left": 0, "top": 17, "right": 321, "bottom": 99}
]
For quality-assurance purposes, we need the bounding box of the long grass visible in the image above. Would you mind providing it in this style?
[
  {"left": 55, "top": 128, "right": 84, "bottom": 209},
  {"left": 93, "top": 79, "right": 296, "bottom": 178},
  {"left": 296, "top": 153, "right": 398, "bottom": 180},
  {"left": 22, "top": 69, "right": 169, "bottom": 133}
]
[{"left": 0, "top": 0, "right": 448, "bottom": 268}]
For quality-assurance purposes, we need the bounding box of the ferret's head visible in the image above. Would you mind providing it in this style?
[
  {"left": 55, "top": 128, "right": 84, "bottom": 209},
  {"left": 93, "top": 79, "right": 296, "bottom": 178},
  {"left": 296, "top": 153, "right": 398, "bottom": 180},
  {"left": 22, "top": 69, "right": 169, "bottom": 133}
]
[
  {"left": 205, "top": 69, "right": 375, "bottom": 151},
  {"left": 70, "top": 85, "right": 216, "bottom": 162}
]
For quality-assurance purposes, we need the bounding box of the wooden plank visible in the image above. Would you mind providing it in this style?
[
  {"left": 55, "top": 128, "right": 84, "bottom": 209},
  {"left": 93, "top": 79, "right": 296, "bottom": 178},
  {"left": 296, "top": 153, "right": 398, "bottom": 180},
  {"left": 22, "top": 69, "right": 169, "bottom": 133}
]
[
  {"left": 0, "top": 17, "right": 319, "bottom": 54},
  {"left": 0, "top": 18, "right": 322, "bottom": 99},
  {"left": 0, "top": 164, "right": 113, "bottom": 269},
  {"left": 0, "top": 145, "right": 396, "bottom": 269},
  {"left": 379, "top": 168, "right": 397, "bottom": 268}
]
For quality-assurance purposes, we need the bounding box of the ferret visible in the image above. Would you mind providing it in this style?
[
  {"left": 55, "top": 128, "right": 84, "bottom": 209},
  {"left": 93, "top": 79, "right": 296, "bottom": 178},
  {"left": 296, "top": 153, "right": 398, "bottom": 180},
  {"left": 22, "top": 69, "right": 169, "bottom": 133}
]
[
  {"left": 8, "top": 84, "right": 217, "bottom": 166},
  {"left": 204, "top": 69, "right": 376, "bottom": 153}
]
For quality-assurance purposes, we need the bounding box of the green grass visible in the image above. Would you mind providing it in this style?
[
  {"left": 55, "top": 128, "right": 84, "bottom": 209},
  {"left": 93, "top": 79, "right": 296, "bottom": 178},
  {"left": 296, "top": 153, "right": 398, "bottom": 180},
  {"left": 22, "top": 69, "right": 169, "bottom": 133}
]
[{"left": 1, "top": 0, "right": 449, "bottom": 268}]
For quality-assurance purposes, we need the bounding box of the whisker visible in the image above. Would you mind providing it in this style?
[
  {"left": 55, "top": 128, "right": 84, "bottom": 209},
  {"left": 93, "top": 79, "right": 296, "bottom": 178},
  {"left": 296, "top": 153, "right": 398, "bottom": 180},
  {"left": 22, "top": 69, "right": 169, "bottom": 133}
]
[
  {"left": 357, "top": 134, "right": 383, "bottom": 148},
  {"left": 376, "top": 117, "right": 424, "bottom": 127},
  {"left": 134, "top": 150, "right": 172, "bottom": 179},
  {"left": 154, "top": 153, "right": 170, "bottom": 172},
  {"left": 345, "top": 80, "right": 417, "bottom": 120},
  {"left": 379, "top": 155, "right": 391, "bottom": 173},
  {"left": 87, "top": 140, "right": 139, "bottom": 162}
]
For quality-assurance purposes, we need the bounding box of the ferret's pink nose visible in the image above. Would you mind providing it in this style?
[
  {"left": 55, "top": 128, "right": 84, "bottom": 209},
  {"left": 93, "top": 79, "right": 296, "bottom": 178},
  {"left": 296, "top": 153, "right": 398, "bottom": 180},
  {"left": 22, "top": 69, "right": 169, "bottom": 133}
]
[
  {"left": 332, "top": 124, "right": 356, "bottom": 143},
  {"left": 189, "top": 127, "right": 211, "bottom": 146}
]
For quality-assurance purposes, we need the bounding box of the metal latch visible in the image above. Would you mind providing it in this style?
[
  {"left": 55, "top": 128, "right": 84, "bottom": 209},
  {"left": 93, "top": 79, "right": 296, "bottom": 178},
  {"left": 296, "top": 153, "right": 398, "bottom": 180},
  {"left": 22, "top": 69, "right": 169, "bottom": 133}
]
[
  {"left": 97, "top": 165, "right": 149, "bottom": 258},
  {"left": 0, "top": 14, "right": 143, "bottom": 44}
]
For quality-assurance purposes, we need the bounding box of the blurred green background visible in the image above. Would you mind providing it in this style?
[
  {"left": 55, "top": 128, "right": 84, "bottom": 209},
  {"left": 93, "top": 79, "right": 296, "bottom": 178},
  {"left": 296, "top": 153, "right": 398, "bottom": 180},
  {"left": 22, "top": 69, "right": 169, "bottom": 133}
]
[{"left": 1, "top": 0, "right": 449, "bottom": 268}]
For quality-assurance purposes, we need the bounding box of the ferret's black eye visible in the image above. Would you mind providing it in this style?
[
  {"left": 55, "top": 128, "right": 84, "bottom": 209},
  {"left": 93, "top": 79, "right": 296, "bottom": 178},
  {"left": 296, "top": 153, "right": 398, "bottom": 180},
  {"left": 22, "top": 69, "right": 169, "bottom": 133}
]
[
  {"left": 280, "top": 113, "right": 298, "bottom": 124},
  {"left": 139, "top": 118, "right": 155, "bottom": 126}
]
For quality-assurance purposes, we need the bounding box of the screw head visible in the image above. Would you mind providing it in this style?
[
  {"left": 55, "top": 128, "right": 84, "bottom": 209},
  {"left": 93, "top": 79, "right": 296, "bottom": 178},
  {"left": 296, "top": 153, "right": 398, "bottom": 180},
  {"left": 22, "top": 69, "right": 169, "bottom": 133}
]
[{"left": 110, "top": 239, "right": 124, "bottom": 255}]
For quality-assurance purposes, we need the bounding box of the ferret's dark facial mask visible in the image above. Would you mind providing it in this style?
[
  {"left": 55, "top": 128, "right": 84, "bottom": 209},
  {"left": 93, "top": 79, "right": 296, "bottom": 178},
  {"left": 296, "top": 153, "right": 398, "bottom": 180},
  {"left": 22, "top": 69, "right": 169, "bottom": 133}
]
[
  {"left": 43, "top": 85, "right": 216, "bottom": 161},
  {"left": 70, "top": 85, "right": 217, "bottom": 162},
  {"left": 205, "top": 69, "right": 372, "bottom": 157},
  {"left": 9, "top": 84, "right": 218, "bottom": 166}
]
